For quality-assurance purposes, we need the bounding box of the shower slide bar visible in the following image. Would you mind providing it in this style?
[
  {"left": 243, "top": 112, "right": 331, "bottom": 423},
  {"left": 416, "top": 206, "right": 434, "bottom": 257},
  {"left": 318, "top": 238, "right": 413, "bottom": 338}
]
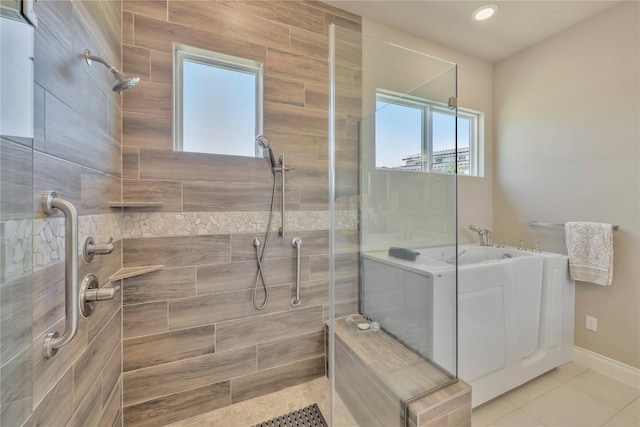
[
  {"left": 291, "top": 237, "right": 302, "bottom": 307},
  {"left": 42, "top": 191, "right": 80, "bottom": 358},
  {"left": 276, "top": 153, "right": 294, "bottom": 236},
  {"left": 528, "top": 221, "right": 619, "bottom": 231}
]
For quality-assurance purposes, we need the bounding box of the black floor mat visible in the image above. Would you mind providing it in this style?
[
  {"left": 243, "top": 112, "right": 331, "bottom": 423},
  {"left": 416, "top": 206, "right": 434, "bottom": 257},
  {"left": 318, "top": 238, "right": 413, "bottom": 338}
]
[{"left": 251, "top": 403, "right": 328, "bottom": 427}]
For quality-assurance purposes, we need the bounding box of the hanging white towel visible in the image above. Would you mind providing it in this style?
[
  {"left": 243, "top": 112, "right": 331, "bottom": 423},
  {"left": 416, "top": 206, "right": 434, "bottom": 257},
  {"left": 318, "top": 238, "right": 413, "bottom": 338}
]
[{"left": 565, "top": 222, "right": 614, "bottom": 286}]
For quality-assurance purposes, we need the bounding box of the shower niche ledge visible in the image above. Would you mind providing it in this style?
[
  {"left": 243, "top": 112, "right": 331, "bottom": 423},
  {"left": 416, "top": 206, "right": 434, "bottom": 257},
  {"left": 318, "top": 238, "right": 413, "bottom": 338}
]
[
  {"left": 108, "top": 201, "right": 165, "bottom": 208},
  {"left": 110, "top": 265, "right": 164, "bottom": 282}
]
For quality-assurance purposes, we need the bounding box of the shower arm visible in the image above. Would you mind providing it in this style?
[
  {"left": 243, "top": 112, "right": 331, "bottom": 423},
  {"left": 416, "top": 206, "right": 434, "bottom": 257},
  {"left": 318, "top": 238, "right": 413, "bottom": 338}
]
[{"left": 84, "top": 49, "right": 118, "bottom": 73}]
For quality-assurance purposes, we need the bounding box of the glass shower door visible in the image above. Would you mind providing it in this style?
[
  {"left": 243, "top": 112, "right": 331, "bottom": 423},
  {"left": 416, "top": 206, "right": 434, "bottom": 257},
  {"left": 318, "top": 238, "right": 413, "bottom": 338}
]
[
  {"left": 329, "top": 25, "right": 458, "bottom": 426},
  {"left": 0, "top": 135, "right": 34, "bottom": 426}
]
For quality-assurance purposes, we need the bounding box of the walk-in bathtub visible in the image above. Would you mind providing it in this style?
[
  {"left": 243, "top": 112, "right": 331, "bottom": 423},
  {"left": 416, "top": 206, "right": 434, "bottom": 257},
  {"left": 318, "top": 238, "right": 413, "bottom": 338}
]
[{"left": 361, "top": 245, "right": 575, "bottom": 407}]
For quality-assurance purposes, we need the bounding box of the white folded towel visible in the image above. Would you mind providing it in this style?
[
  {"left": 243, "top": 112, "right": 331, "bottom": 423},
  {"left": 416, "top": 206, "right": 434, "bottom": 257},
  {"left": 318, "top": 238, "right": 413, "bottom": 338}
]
[{"left": 565, "top": 222, "right": 614, "bottom": 286}]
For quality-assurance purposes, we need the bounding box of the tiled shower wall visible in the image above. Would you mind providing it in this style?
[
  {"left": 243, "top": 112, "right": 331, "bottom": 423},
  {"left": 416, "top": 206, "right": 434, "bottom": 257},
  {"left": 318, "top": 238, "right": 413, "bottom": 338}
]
[
  {"left": 119, "top": 1, "right": 361, "bottom": 425},
  {"left": 1, "top": 1, "right": 123, "bottom": 426}
]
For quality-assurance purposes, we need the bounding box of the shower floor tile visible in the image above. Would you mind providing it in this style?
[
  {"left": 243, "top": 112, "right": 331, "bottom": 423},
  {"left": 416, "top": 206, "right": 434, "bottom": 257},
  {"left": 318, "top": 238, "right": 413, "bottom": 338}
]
[{"left": 166, "top": 377, "right": 357, "bottom": 427}]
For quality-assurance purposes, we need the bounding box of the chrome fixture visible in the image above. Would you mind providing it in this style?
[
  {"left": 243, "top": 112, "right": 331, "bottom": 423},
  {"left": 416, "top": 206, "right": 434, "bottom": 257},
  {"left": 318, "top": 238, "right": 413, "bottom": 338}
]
[
  {"left": 82, "top": 236, "right": 114, "bottom": 263},
  {"left": 531, "top": 241, "right": 541, "bottom": 253},
  {"left": 79, "top": 273, "right": 120, "bottom": 317},
  {"left": 528, "top": 221, "right": 619, "bottom": 231},
  {"left": 484, "top": 229, "right": 493, "bottom": 247},
  {"left": 517, "top": 239, "right": 526, "bottom": 251},
  {"left": 448, "top": 96, "right": 457, "bottom": 110},
  {"left": 41, "top": 191, "right": 79, "bottom": 358},
  {"left": 469, "top": 224, "right": 493, "bottom": 246},
  {"left": 255, "top": 135, "right": 294, "bottom": 236},
  {"left": 276, "top": 153, "right": 294, "bottom": 236},
  {"left": 469, "top": 225, "right": 485, "bottom": 246},
  {"left": 291, "top": 237, "right": 302, "bottom": 307},
  {"left": 256, "top": 134, "right": 277, "bottom": 171},
  {"left": 252, "top": 135, "right": 278, "bottom": 310},
  {"left": 84, "top": 49, "right": 140, "bottom": 93}
]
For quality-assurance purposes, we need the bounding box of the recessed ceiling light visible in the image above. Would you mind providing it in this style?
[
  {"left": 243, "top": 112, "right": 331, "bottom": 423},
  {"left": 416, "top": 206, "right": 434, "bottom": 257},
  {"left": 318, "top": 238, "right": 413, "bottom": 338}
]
[{"left": 472, "top": 4, "right": 498, "bottom": 21}]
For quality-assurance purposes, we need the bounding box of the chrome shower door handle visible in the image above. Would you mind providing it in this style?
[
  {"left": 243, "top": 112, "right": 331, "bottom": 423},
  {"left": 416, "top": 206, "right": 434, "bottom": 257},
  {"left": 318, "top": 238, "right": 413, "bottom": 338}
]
[
  {"left": 41, "top": 191, "right": 79, "bottom": 358},
  {"left": 291, "top": 237, "right": 302, "bottom": 307}
]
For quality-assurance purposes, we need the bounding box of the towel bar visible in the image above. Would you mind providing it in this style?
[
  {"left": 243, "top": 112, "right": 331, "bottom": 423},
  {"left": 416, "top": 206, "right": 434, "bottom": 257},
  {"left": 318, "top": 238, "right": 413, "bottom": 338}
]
[{"left": 528, "top": 221, "right": 619, "bottom": 231}]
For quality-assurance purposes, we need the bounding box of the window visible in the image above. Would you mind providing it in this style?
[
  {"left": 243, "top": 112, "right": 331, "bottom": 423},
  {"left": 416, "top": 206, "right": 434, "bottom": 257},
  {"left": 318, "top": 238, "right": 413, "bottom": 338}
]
[
  {"left": 174, "top": 44, "right": 263, "bottom": 157},
  {"left": 375, "top": 90, "right": 482, "bottom": 176}
]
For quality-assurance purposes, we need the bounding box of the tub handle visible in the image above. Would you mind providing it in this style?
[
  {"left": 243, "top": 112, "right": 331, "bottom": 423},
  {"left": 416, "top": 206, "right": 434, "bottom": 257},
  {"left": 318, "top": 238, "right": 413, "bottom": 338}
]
[{"left": 291, "top": 237, "right": 302, "bottom": 307}]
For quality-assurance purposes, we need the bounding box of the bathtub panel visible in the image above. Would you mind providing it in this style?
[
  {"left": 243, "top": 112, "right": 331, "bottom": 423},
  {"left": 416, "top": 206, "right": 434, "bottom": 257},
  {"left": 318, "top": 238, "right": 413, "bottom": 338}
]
[
  {"left": 514, "top": 257, "right": 544, "bottom": 358},
  {"left": 458, "top": 287, "right": 507, "bottom": 382},
  {"left": 432, "top": 270, "right": 456, "bottom": 374},
  {"left": 550, "top": 268, "right": 561, "bottom": 348},
  {"left": 361, "top": 246, "right": 575, "bottom": 407},
  {"left": 362, "top": 259, "right": 434, "bottom": 360}
]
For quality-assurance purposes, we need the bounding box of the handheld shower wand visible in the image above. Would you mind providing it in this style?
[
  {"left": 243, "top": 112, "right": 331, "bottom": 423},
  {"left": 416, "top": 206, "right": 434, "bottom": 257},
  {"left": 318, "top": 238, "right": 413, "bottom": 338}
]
[
  {"left": 252, "top": 134, "right": 278, "bottom": 310},
  {"left": 256, "top": 135, "right": 277, "bottom": 172}
]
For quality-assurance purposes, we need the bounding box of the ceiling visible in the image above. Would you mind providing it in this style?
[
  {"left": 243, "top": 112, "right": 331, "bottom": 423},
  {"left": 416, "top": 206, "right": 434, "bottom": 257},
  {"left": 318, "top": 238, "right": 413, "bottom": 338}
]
[{"left": 324, "top": 1, "right": 620, "bottom": 63}]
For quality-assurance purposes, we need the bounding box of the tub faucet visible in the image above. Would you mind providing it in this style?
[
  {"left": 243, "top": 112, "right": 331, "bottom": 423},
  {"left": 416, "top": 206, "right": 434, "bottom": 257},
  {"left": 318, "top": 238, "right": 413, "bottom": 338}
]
[
  {"left": 484, "top": 230, "right": 493, "bottom": 247},
  {"left": 469, "top": 225, "right": 493, "bottom": 246}
]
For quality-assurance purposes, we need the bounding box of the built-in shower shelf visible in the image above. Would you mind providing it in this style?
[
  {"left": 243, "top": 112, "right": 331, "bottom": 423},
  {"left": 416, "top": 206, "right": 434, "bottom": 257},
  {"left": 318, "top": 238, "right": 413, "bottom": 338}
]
[
  {"left": 108, "top": 201, "right": 165, "bottom": 208},
  {"left": 110, "top": 265, "right": 164, "bottom": 282}
]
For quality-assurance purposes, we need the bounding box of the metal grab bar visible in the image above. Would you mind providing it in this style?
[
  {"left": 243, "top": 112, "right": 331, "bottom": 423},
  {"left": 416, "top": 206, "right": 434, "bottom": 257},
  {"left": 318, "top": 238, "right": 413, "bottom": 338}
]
[
  {"left": 291, "top": 237, "right": 302, "bottom": 307},
  {"left": 42, "top": 191, "right": 79, "bottom": 358}
]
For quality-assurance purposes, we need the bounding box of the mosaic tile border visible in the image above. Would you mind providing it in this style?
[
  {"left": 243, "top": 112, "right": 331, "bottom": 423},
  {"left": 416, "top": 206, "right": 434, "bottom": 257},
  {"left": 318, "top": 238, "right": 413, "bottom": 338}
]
[
  {"left": 120, "top": 211, "right": 358, "bottom": 239},
  {"left": 21, "top": 210, "right": 357, "bottom": 270},
  {"left": 1, "top": 219, "right": 33, "bottom": 281}
]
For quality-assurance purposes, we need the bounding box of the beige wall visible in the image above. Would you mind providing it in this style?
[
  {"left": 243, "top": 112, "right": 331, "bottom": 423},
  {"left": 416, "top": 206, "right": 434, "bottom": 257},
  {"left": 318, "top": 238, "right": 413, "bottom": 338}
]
[
  {"left": 362, "top": 19, "right": 495, "bottom": 245},
  {"left": 494, "top": 1, "right": 640, "bottom": 368}
]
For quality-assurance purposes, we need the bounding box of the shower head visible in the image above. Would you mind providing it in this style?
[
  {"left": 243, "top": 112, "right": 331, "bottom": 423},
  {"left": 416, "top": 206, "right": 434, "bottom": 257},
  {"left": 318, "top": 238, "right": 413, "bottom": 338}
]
[
  {"left": 84, "top": 49, "right": 140, "bottom": 93},
  {"left": 255, "top": 135, "right": 277, "bottom": 170},
  {"left": 255, "top": 135, "right": 270, "bottom": 150},
  {"left": 112, "top": 70, "right": 140, "bottom": 93}
]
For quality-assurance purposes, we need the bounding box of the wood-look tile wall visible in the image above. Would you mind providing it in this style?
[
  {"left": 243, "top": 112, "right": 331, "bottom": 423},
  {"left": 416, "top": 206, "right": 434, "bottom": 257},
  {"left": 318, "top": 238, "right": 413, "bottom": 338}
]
[
  {"left": 1, "top": 1, "right": 123, "bottom": 426},
  {"left": 121, "top": 1, "right": 361, "bottom": 424}
]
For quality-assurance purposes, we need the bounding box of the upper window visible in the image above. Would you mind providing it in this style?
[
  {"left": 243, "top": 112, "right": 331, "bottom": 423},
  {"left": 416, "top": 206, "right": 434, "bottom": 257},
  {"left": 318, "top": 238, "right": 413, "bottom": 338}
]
[
  {"left": 375, "top": 90, "right": 482, "bottom": 176},
  {"left": 174, "top": 44, "right": 263, "bottom": 157}
]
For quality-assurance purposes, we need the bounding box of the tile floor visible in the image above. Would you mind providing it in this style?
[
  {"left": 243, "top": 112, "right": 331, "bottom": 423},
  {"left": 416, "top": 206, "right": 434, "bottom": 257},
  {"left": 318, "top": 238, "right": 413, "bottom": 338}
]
[
  {"left": 169, "top": 362, "right": 639, "bottom": 427},
  {"left": 168, "top": 377, "right": 357, "bottom": 427},
  {"left": 472, "top": 362, "right": 640, "bottom": 427}
]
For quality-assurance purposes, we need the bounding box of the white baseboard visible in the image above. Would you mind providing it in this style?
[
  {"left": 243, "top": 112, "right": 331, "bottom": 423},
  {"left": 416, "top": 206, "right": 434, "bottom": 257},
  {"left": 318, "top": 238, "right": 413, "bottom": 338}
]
[{"left": 574, "top": 346, "right": 640, "bottom": 388}]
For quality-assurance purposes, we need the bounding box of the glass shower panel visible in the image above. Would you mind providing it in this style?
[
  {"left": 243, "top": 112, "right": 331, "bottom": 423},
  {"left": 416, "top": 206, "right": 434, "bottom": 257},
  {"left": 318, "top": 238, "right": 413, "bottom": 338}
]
[
  {"left": 0, "top": 136, "right": 34, "bottom": 426},
  {"left": 329, "top": 25, "right": 458, "bottom": 427}
]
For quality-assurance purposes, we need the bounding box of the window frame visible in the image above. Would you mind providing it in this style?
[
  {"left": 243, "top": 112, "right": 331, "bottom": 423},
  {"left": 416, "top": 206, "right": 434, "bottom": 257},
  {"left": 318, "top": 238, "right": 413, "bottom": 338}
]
[
  {"left": 173, "top": 43, "right": 264, "bottom": 156},
  {"left": 375, "top": 89, "right": 482, "bottom": 176}
]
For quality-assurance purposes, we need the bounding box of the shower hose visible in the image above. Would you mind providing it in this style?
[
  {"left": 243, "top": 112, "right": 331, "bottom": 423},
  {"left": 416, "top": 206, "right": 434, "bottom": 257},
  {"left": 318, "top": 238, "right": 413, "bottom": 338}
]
[{"left": 252, "top": 168, "right": 277, "bottom": 310}]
